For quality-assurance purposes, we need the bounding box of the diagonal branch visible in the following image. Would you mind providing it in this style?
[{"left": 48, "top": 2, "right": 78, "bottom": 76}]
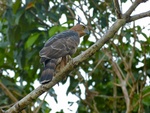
[
  {"left": 34, "top": 92, "right": 48, "bottom": 113},
  {"left": 127, "top": 10, "right": 150, "bottom": 22},
  {"left": 123, "top": 0, "right": 148, "bottom": 19},
  {"left": 62, "top": 0, "right": 75, "bottom": 19},
  {"left": 0, "top": 82, "right": 18, "bottom": 102},
  {"left": 5, "top": 18, "right": 126, "bottom": 113},
  {"left": 4, "top": 1, "right": 150, "bottom": 112}
]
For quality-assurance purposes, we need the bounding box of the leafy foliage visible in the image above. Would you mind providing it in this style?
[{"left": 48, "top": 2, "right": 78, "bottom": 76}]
[{"left": 0, "top": 0, "right": 150, "bottom": 113}]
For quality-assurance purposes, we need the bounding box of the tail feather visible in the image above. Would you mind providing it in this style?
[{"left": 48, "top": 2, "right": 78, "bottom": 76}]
[{"left": 40, "top": 59, "right": 57, "bottom": 84}]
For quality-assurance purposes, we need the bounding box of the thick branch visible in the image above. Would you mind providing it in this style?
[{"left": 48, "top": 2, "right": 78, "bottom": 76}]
[{"left": 5, "top": 19, "right": 126, "bottom": 113}]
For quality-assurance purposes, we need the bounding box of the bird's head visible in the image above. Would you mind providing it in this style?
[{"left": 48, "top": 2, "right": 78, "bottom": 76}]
[{"left": 70, "top": 24, "right": 89, "bottom": 37}]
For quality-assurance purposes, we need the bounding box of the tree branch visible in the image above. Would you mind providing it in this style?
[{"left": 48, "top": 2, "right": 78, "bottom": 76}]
[
  {"left": 127, "top": 10, "right": 150, "bottom": 22},
  {"left": 4, "top": 1, "right": 150, "bottom": 112},
  {"left": 5, "top": 18, "right": 126, "bottom": 113},
  {"left": 113, "top": 0, "right": 122, "bottom": 18},
  {"left": 62, "top": 0, "right": 75, "bottom": 19},
  {"left": 104, "top": 50, "right": 131, "bottom": 113},
  {"left": 0, "top": 83, "right": 27, "bottom": 113},
  {"left": 30, "top": 10, "right": 50, "bottom": 28},
  {"left": 0, "top": 83, "right": 18, "bottom": 102},
  {"left": 34, "top": 92, "right": 48, "bottom": 113},
  {"left": 123, "top": 0, "right": 148, "bottom": 19}
]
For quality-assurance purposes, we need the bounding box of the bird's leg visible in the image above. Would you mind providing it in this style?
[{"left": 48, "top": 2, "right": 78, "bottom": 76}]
[
  {"left": 66, "top": 55, "right": 72, "bottom": 62},
  {"left": 55, "top": 57, "right": 66, "bottom": 74},
  {"left": 55, "top": 57, "right": 62, "bottom": 75},
  {"left": 55, "top": 56, "right": 72, "bottom": 81},
  {"left": 61, "top": 56, "right": 66, "bottom": 67}
]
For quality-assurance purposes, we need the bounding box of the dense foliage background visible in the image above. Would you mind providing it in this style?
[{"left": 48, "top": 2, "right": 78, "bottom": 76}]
[{"left": 0, "top": 0, "right": 150, "bottom": 113}]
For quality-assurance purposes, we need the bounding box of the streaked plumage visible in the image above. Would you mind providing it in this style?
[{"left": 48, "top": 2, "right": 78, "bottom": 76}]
[{"left": 39, "top": 24, "right": 88, "bottom": 84}]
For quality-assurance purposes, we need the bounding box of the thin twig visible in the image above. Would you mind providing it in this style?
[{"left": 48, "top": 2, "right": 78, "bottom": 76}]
[
  {"left": 0, "top": 104, "right": 14, "bottom": 109},
  {"left": 127, "top": 22, "right": 136, "bottom": 82},
  {"left": 30, "top": 10, "right": 50, "bottom": 28},
  {"left": 62, "top": 0, "right": 75, "bottom": 19},
  {"left": 78, "top": 1, "right": 104, "bottom": 39},
  {"left": 0, "top": 83, "right": 27, "bottom": 113},
  {"left": 104, "top": 50, "right": 131, "bottom": 113},
  {"left": 113, "top": 0, "right": 122, "bottom": 18},
  {"left": 89, "top": 55, "right": 105, "bottom": 76},
  {"left": 123, "top": 0, "right": 147, "bottom": 19},
  {"left": 113, "top": 73, "right": 117, "bottom": 113},
  {"left": 0, "top": 83, "right": 18, "bottom": 102},
  {"left": 0, "top": 109, "right": 4, "bottom": 113},
  {"left": 34, "top": 92, "right": 48, "bottom": 113}
]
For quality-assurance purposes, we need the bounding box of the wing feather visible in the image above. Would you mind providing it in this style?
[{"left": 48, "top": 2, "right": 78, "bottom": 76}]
[{"left": 39, "top": 30, "right": 79, "bottom": 62}]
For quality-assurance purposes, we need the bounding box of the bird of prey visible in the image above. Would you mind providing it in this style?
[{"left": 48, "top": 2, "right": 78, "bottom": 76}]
[{"left": 39, "top": 24, "right": 89, "bottom": 84}]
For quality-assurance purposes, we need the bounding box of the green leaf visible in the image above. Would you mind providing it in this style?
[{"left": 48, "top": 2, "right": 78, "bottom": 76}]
[
  {"left": 121, "top": 0, "right": 127, "bottom": 3},
  {"left": 142, "top": 86, "right": 150, "bottom": 106},
  {"left": 15, "top": 8, "right": 24, "bottom": 25},
  {"left": 48, "top": 26, "right": 67, "bottom": 37},
  {"left": 25, "top": 33, "right": 39, "bottom": 49},
  {"left": 12, "top": 0, "right": 21, "bottom": 14}
]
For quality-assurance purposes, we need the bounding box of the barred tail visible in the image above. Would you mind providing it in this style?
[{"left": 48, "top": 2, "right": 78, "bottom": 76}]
[{"left": 40, "top": 59, "right": 58, "bottom": 84}]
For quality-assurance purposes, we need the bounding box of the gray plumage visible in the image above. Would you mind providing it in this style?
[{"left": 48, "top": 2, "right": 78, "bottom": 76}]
[{"left": 39, "top": 30, "right": 80, "bottom": 84}]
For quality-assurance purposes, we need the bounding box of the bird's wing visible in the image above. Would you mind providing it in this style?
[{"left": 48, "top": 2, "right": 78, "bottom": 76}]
[{"left": 39, "top": 30, "right": 79, "bottom": 62}]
